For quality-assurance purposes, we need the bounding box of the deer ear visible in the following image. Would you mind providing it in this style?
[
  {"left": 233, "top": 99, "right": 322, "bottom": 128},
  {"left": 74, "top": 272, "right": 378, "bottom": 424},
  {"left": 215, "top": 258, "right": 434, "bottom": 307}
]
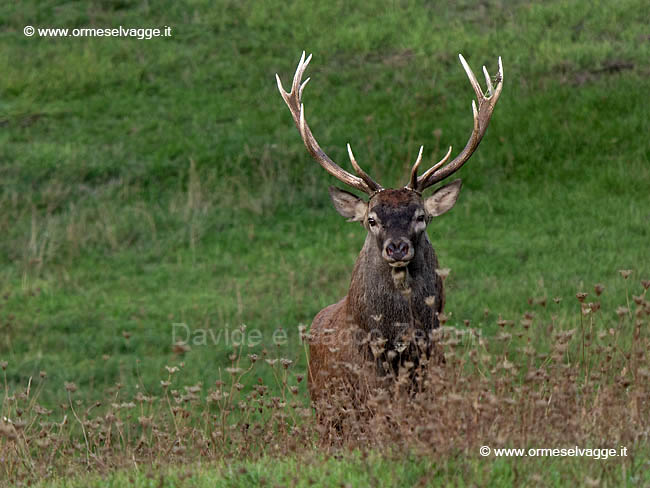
[
  {"left": 424, "top": 179, "right": 462, "bottom": 217},
  {"left": 328, "top": 186, "right": 367, "bottom": 222}
]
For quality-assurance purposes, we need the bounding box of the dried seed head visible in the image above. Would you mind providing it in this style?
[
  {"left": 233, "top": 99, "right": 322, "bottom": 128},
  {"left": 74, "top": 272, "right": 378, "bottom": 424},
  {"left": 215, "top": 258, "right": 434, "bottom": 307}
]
[
  {"left": 594, "top": 283, "right": 605, "bottom": 296},
  {"left": 641, "top": 280, "right": 650, "bottom": 290},
  {"left": 616, "top": 307, "right": 629, "bottom": 318},
  {"left": 36, "top": 438, "right": 50, "bottom": 448},
  {"left": 619, "top": 269, "right": 633, "bottom": 279},
  {"left": 185, "top": 384, "right": 202, "bottom": 394},
  {"left": 280, "top": 359, "right": 293, "bottom": 369},
  {"left": 0, "top": 423, "right": 17, "bottom": 441},
  {"left": 576, "top": 292, "right": 587, "bottom": 303},
  {"left": 436, "top": 268, "right": 451, "bottom": 281},
  {"left": 138, "top": 416, "right": 153, "bottom": 427},
  {"left": 497, "top": 318, "right": 513, "bottom": 328},
  {"left": 370, "top": 337, "right": 387, "bottom": 357},
  {"left": 33, "top": 404, "right": 52, "bottom": 415},
  {"left": 0, "top": 361, "right": 7, "bottom": 371},
  {"left": 424, "top": 296, "right": 436, "bottom": 308},
  {"left": 64, "top": 382, "right": 77, "bottom": 393}
]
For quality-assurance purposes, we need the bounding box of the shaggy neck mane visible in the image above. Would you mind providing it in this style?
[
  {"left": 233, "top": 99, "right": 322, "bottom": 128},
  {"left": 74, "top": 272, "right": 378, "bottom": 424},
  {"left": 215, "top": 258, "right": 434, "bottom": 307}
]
[{"left": 347, "top": 231, "right": 443, "bottom": 347}]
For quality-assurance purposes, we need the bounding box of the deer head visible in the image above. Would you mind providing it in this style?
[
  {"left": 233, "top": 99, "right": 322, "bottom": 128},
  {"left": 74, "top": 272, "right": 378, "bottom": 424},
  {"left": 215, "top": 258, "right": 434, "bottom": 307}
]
[{"left": 328, "top": 183, "right": 462, "bottom": 268}]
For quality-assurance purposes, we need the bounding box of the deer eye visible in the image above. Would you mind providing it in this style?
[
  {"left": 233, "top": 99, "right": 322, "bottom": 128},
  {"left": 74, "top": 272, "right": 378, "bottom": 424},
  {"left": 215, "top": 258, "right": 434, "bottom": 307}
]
[
  {"left": 367, "top": 217, "right": 377, "bottom": 227},
  {"left": 416, "top": 215, "right": 425, "bottom": 223}
]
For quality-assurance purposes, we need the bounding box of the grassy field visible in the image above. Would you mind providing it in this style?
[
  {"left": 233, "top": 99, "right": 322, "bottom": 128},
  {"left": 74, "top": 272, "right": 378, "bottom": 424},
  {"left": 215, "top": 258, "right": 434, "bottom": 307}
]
[
  {"left": 1, "top": 0, "right": 649, "bottom": 485},
  {"left": 27, "top": 453, "right": 650, "bottom": 487}
]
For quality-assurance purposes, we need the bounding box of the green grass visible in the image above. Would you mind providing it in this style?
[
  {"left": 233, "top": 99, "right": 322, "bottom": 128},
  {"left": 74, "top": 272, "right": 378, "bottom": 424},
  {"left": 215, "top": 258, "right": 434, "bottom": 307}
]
[
  {"left": 1, "top": 0, "right": 649, "bottom": 485},
  {"left": 31, "top": 449, "right": 650, "bottom": 487}
]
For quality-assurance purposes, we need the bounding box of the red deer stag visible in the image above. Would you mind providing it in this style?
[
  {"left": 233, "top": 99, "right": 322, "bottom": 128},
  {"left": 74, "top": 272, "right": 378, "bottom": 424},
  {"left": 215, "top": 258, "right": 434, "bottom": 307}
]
[{"left": 277, "top": 52, "right": 503, "bottom": 406}]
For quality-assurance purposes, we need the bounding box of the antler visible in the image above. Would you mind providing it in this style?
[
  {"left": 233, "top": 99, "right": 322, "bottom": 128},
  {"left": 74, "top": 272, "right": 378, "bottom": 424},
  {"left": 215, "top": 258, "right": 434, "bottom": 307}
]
[
  {"left": 407, "top": 54, "right": 504, "bottom": 192},
  {"left": 276, "top": 52, "right": 382, "bottom": 195}
]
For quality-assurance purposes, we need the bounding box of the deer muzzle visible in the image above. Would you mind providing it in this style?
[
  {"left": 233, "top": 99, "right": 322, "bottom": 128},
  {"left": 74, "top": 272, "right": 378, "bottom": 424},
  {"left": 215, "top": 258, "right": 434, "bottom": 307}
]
[{"left": 383, "top": 239, "right": 414, "bottom": 267}]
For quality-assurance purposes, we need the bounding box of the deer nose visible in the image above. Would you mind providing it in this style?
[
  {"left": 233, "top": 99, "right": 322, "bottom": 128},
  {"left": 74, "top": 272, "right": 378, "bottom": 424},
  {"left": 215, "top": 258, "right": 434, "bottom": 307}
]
[{"left": 386, "top": 241, "right": 410, "bottom": 261}]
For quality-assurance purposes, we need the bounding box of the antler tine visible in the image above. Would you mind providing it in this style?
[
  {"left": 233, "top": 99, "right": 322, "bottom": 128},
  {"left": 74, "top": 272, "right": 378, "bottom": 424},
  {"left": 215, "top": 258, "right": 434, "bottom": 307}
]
[
  {"left": 406, "top": 146, "right": 424, "bottom": 190},
  {"left": 482, "top": 67, "right": 492, "bottom": 96},
  {"left": 347, "top": 144, "right": 383, "bottom": 193},
  {"left": 413, "top": 54, "right": 504, "bottom": 192},
  {"left": 277, "top": 52, "right": 382, "bottom": 195},
  {"left": 415, "top": 145, "right": 453, "bottom": 185},
  {"left": 459, "top": 54, "right": 483, "bottom": 102}
]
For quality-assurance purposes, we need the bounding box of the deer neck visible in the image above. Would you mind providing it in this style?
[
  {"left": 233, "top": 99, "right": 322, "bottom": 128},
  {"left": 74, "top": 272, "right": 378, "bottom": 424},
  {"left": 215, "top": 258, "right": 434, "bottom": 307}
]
[{"left": 347, "top": 232, "right": 442, "bottom": 343}]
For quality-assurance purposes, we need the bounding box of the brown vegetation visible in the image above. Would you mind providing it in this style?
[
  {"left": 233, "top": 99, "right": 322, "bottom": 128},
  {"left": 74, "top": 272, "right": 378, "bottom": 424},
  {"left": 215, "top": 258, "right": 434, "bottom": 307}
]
[{"left": 1, "top": 277, "right": 648, "bottom": 485}]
